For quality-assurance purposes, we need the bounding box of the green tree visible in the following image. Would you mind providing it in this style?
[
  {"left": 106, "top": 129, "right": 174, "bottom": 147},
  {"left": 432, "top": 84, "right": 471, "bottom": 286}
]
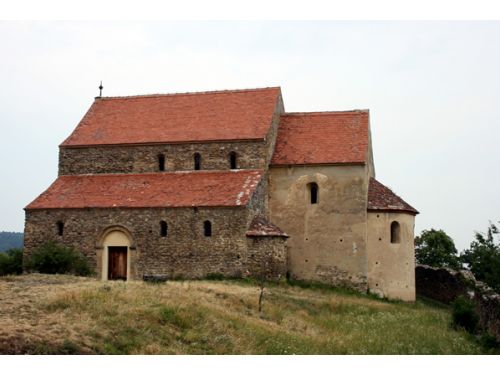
[
  {"left": 415, "top": 229, "right": 460, "bottom": 269},
  {"left": 460, "top": 222, "right": 500, "bottom": 293}
]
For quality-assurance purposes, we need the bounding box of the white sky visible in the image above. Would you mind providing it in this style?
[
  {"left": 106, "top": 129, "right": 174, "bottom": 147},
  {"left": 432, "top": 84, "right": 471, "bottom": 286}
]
[{"left": 0, "top": 21, "right": 499, "bottom": 251}]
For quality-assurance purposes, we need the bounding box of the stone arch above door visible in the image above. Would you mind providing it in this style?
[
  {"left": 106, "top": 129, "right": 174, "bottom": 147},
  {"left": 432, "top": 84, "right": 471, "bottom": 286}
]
[
  {"left": 95, "top": 225, "right": 136, "bottom": 250},
  {"left": 96, "top": 225, "right": 135, "bottom": 281}
]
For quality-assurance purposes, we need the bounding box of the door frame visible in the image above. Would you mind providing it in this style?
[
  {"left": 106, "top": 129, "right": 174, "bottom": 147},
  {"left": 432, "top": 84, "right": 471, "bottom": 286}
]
[
  {"left": 98, "top": 227, "right": 134, "bottom": 281},
  {"left": 107, "top": 246, "right": 128, "bottom": 280}
]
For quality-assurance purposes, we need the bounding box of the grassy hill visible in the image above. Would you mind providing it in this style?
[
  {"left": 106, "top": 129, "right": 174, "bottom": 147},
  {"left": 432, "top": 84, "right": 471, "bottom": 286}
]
[
  {"left": 0, "top": 231, "right": 23, "bottom": 252},
  {"left": 0, "top": 274, "right": 492, "bottom": 354}
]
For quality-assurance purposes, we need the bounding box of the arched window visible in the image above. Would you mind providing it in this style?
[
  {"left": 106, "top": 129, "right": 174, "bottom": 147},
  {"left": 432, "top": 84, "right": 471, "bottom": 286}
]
[
  {"left": 391, "top": 221, "right": 401, "bottom": 243},
  {"left": 194, "top": 153, "right": 201, "bottom": 170},
  {"left": 158, "top": 154, "right": 165, "bottom": 171},
  {"left": 308, "top": 182, "right": 319, "bottom": 204},
  {"left": 160, "top": 221, "right": 168, "bottom": 237},
  {"left": 204, "top": 220, "right": 212, "bottom": 237},
  {"left": 229, "top": 151, "right": 237, "bottom": 169},
  {"left": 57, "top": 221, "right": 64, "bottom": 236}
]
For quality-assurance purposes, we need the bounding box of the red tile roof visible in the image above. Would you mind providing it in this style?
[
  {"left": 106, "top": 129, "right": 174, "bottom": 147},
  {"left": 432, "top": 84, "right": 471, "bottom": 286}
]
[
  {"left": 61, "top": 87, "right": 281, "bottom": 147},
  {"left": 367, "top": 178, "right": 418, "bottom": 215},
  {"left": 25, "top": 170, "right": 263, "bottom": 210},
  {"left": 270, "top": 111, "right": 369, "bottom": 166},
  {"left": 246, "top": 215, "right": 288, "bottom": 237}
]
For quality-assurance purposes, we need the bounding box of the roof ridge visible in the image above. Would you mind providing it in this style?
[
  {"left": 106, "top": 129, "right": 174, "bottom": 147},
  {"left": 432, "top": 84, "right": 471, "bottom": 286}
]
[
  {"left": 283, "top": 110, "right": 369, "bottom": 116},
  {"left": 95, "top": 86, "right": 281, "bottom": 101}
]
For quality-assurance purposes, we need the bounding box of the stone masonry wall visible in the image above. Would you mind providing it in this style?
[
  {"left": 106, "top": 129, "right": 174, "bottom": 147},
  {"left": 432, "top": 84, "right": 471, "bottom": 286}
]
[
  {"left": 245, "top": 237, "right": 287, "bottom": 281},
  {"left": 246, "top": 176, "right": 268, "bottom": 222},
  {"left": 263, "top": 94, "right": 284, "bottom": 167},
  {"left": 24, "top": 206, "right": 280, "bottom": 280},
  {"left": 415, "top": 265, "right": 473, "bottom": 304},
  {"left": 416, "top": 265, "right": 500, "bottom": 341},
  {"left": 58, "top": 141, "right": 269, "bottom": 175},
  {"left": 58, "top": 92, "right": 283, "bottom": 176}
]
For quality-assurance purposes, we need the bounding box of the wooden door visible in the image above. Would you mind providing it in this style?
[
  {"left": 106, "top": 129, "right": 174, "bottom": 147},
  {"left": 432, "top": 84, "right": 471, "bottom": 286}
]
[{"left": 108, "top": 246, "right": 127, "bottom": 280}]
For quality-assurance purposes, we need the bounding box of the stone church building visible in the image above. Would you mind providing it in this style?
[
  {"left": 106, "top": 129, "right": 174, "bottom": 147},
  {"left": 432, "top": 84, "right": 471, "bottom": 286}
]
[{"left": 24, "top": 87, "right": 418, "bottom": 301}]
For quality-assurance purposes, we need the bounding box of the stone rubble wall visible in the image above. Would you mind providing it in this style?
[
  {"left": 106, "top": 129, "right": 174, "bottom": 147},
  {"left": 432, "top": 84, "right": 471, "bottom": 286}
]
[
  {"left": 24, "top": 207, "right": 284, "bottom": 281},
  {"left": 57, "top": 97, "right": 283, "bottom": 177},
  {"left": 58, "top": 141, "right": 269, "bottom": 175},
  {"left": 416, "top": 264, "right": 500, "bottom": 340},
  {"left": 245, "top": 236, "right": 287, "bottom": 281}
]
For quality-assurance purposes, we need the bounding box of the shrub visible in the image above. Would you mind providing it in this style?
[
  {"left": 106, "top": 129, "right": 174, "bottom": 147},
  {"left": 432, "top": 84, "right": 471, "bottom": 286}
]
[
  {"left": 25, "top": 241, "right": 93, "bottom": 276},
  {"left": 0, "top": 248, "right": 23, "bottom": 276},
  {"left": 479, "top": 333, "right": 499, "bottom": 350},
  {"left": 452, "top": 296, "right": 479, "bottom": 333}
]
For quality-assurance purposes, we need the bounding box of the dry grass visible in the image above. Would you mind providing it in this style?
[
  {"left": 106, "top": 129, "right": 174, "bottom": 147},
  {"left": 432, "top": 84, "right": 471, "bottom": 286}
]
[{"left": 0, "top": 274, "right": 488, "bottom": 354}]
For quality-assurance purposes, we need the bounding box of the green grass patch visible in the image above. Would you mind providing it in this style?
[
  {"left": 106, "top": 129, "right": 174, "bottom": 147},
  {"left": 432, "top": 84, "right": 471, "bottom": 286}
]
[{"left": 30, "top": 277, "right": 492, "bottom": 354}]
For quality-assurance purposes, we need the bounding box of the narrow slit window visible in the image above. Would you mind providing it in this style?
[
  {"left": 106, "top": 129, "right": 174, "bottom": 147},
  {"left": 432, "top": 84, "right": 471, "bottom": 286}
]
[
  {"left": 160, "top": 221, "right": 168, "bottom": 237},
  {"left": 57, "top": 221, "right": 64, "bottom": 236},
  {"left": 158, "top": 154, "right": 165, "bottom": 171},
  {"left": 390, "top": 221, "right": 401, "bottom": 243},
  {"left": 308, "top": 183, "right": 319, "bottom": 204},
  {"left": 229, "top": 151, "right": 237, "bottom": 169},
  {"left": 194, "top": 153, "right": 201, "bottom": 170},
  {"left": 204, "top": 220, "right": 212, "bottom": 237}
]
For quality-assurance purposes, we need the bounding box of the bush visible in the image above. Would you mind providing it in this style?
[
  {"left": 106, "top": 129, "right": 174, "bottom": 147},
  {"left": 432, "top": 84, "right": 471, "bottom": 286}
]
[
  {"left": 0, "top": 248, "right": 23, "bottom": 276},
  {"left": 452, "top": 296, "right": 479, "bottom": 333},
  {"left": 25, "top": 241, "right": 93, "bottom": 276},
  {"left": 479, "top": 333, "right": 499, "bottom": 350}
]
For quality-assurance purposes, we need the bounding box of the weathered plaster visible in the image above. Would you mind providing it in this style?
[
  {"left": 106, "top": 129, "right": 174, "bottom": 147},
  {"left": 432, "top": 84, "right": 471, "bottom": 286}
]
[
  {"left": 366, "top": 211, "right": 416, "bottom": 301},
  {"left": 268, "top": 164, "right": 369, "bottom": 291}
]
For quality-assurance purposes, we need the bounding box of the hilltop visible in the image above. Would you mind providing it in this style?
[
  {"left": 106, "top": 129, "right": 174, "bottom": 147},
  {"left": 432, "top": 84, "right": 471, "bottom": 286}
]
[{"left": 0, "top": 273, "right": 490, "bottom": 354}]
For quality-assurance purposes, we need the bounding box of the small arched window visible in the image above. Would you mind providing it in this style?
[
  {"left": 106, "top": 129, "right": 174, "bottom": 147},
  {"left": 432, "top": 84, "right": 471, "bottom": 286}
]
[
  {"left": 229, "top": 151, "right": 237, "bottom": 169},
  {"left": 391, "top": 221, "right": 401, "bottom": 243},
  {"left": 204, "top": 220, "right": 212, "bottom": 237},
  {"left": 158, "top": 154, "right": 165, "bottom": 171},
  {"left": 308, "top": 182, "right": 319, "bottom": 204},
  {"left": 194, "top": 153, "right": 201, "bottom": 170},
  {"left": 160, "top": 221, "right": 168, "bottom": 237},
  {"left": 57, "top": 221, "right": 64, "bottom": 236}
]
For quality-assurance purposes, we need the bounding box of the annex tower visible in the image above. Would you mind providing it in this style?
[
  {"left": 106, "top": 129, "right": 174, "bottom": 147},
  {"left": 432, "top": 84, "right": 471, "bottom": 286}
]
[{"left": 24, "top": 87, "right": 418, "bottom": 301}]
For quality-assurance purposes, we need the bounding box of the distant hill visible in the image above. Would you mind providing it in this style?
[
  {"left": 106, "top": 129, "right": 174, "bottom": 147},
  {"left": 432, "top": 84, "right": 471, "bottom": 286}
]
[{"left": 0, "top": 232, "right": 24, "bottom": 252}]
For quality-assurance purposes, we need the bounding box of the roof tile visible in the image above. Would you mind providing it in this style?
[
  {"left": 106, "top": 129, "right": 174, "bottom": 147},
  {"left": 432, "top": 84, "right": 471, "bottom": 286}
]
[
  {"left": 26, "top": 170, "right": 263, "bottom": 210},
  {"left": 271, "top": 111, "right": 369, "bottom": 165},
  {"left": 61, "top": 87, "right": 281, "bottom": 147},
  {"left": 246, "top": 215, "right": 288, "bottom": 237},
  {"left": 367, "top": 178, "right": 418, "bottom": 214}
]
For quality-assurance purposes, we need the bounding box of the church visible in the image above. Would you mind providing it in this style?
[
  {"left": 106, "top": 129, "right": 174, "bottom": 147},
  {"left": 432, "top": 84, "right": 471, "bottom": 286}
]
[{"left": 24, "top": 86, "right": 418, "bottom": 301}]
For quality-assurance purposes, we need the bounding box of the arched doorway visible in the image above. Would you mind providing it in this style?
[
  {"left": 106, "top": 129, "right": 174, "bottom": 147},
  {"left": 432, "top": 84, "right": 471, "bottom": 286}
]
[{"left": 102, "top": 230, "right": 132, "bottom": 281}]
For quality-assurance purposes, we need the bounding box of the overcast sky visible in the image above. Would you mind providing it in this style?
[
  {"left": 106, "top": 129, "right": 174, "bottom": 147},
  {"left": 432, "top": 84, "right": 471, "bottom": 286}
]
[{"left": 0, "top": 21, "right": 498, "bottom": 251}]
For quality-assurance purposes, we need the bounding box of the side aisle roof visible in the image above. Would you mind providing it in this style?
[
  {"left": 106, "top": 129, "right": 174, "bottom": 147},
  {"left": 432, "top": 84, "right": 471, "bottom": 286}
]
[{"left": 25, "top": 170, "right": 264, "bottom": 209}]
